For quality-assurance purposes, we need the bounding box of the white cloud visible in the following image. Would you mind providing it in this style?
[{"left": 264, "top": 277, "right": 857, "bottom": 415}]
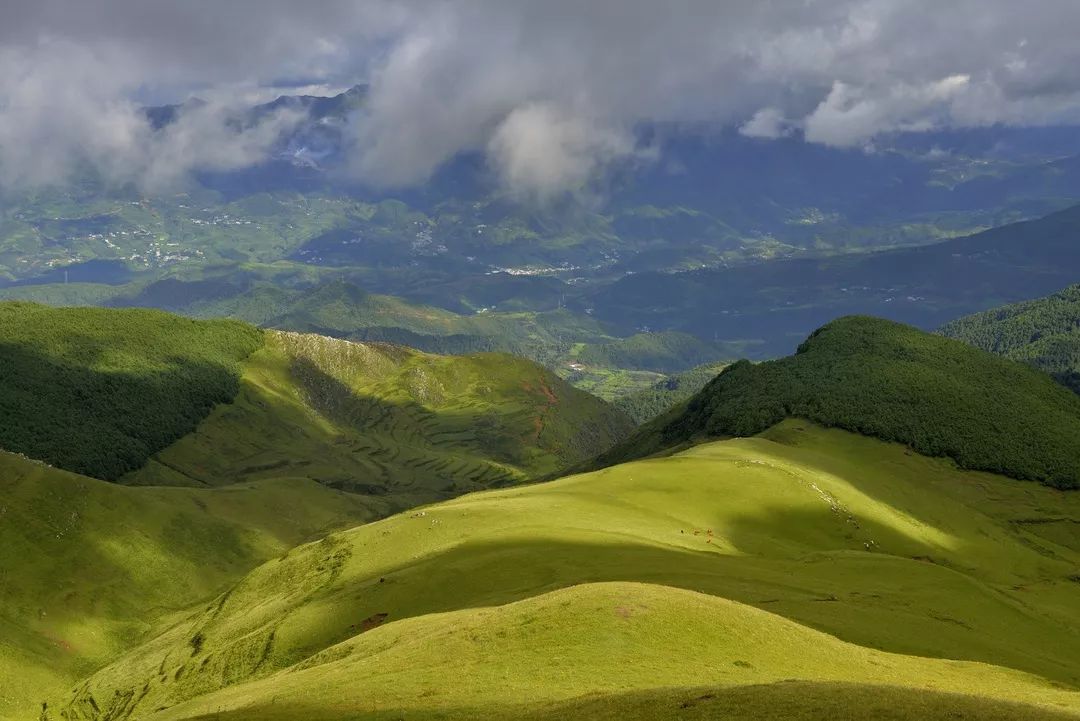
[
  {"left": 0, "top": 39, "right": 303, "bottom": 190},
  {"left": 5, "top": 1, "right": 1080, "bottom": 193},
  {"left": 804, "top": 74, "right": 972, "bottom": 147},
  {"left": 740, "top": 108, "right": 792, "bottom": 139},
  {"left": 487, "top": 103, "right": 644, "bottom": 202}
]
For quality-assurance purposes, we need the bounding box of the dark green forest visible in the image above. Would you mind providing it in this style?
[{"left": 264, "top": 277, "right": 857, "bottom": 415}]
[
  {"left": 940, "top": 283, "right": 1080, "bottom": 394},
  {"left": 599, "top": 316, "right": 1080, "bottom": 489},
  {"left": 613, "top": 362, "right": 726, "bottom": 423},
  {"left": 0, "top": 302, "right": 262, "bottom": 480}
]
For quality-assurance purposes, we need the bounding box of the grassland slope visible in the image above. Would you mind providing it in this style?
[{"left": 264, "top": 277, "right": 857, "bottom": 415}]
[
  {"left": 126, "top": 330, "right": 634, "bottom": 497},
  {"left": 0, "top": 451, "right": 377, "bottom": 720},
  {"left": 55, "top": 421, "right": 1080, "bottom": 719},
  {"left": 597, "top": 316, "right": 1080, "bottom": 488},
  {"left": 147, "top": 583, "right": 1080, "bottom": 721},
  {"left": 0, "top": 302, "right": 632, "bottom": 494}
]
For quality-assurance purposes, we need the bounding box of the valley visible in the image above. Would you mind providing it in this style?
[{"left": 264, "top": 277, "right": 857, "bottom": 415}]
[{"left": 6, "top": 88, "right": 1080, "bottom": 375}]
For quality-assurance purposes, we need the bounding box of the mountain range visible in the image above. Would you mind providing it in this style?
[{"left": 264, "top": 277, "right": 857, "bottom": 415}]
[{"left": 7, "top": 86, "right": 1080, "bottom": 367}]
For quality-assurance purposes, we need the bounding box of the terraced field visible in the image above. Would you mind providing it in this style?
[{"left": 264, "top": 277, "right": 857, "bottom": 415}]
[{"left": 50, "top": 422, "right": 1080, "bottom": 720}]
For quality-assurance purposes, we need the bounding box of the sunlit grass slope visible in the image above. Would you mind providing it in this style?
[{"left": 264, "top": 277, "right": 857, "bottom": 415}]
[
  {"left": 0, "top": 451, "right": 378, "bottom": 720},
  {"left": 149, "top": 583, "right": 1080, "bottom": 721},
  {"left": 57, "top": 421, "right": 1080, "bottom": 720},
  {"left": 126, "top": 330, "right": 634, "bottom": 500},
  {"left": 0, "top": 301, "right": 632, "bottom": 497}
]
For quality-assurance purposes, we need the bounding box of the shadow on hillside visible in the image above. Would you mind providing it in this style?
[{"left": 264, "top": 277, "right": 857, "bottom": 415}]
[
  {"left": 328, "top": 533, "right": 1080, "bottom": 687},
  {"left": 0, "top": 340, "right": 242, "bottom": 481},
  {"left": 143, "top": 355, "right": 527, "bottom": 495},
  {"left": 517, "top": 681, "right": 1080, "bottom": 721},
  {"left": 54, "top": 526, "right": 1080, "bottom": 716},
  {"left": 289, "top": 355, "right": 540, "bottom": 468}
]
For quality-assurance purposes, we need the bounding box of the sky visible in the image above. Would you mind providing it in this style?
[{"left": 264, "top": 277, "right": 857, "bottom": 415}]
[{"left": 3, "top": 0, "right": 1080, "bottom": 196}]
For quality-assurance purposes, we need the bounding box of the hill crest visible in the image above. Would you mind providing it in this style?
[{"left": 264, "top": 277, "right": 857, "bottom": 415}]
[{"left": 595, "top": 315, "right": 1080, "bottom": 488}]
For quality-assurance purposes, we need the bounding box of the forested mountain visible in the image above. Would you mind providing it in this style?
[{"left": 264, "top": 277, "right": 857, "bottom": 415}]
[
  {"left": 941, "top": 284, "right": 1080, "bottom": 394},
  {"left": 613, "top": 361, "right": 727, "bottom": 423},
  {"left": 596, "top": 316, "right": 1080, "bottom": 489}
]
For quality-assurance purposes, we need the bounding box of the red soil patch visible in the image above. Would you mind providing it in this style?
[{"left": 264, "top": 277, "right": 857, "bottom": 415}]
[{"left": 360, "top": 613, "right": 388, "bottom": 632}]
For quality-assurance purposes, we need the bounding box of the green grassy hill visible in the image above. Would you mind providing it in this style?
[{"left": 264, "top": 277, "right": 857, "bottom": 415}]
[
  {"left": 146, "top": 582, "right": 1080, "bottom": 721},
  {"left": 0, "top": 304, "right": 633, "bottom": 720},
  {"left": 47, "top": 422, "right": 1080, "bottom": 720},
  {"left": 127, "top": 329, "right": 634, "bottom": 496},
  {"left": 1, "top": 275, "right": 601, "bottom": 367},
  {"left": 940, "top": 283, "right": 1080, "bottom": 394},
  {"left": 0, "top": 302, "right": 633, "bottom": 498},
  {"left": 598, "top": 316, "right": 1080, "bottom": 489},
  {"left": 0, "top": 451, "right": 378, "bottom": 719},
  {"left": 1, "top": 276, "right": 736, "bottom": 391}
]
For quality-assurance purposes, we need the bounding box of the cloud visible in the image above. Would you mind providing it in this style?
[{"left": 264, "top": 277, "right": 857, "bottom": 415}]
[
  {"left": 139, "top": 102, "right": 305, "bottom": 192},
  {"left": 5, "top": 1, "right": 1080, "bottom": 194},
  {"left": 740, "top": 108, "right": 793, "bottom": 139},
  {"left": 487, "top": 103, "right": 647, "bottom": 202},
  {"left": 803, "top": 75, "right": 972, "bottom": 147},
  {"left": 0, "top": 38, "right": 304, "bottom": 190}
]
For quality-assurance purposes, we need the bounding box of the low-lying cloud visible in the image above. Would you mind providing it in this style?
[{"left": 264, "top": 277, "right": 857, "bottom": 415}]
[{"left": 4, "top": 0, "right": 1080, "bottom": 197}]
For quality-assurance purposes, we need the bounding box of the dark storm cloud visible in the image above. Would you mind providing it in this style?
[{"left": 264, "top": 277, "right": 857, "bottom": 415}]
[{"left": 3, "top": 0, "right": 1080, "bottom": 195}]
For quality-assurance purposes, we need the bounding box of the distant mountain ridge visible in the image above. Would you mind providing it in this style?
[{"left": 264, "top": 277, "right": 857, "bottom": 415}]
[{"left": 590, "top": 203, "right": 1080, "bottom": 354}]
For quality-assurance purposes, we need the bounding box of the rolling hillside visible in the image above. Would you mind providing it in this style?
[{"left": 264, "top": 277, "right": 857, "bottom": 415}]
[
  {"left": 0, "top": 452, "right": 378, "bottom": 719},
  {"left": 47, "top": 422, "right": 1080, "bottom": 720},
  {"left": 128, "top": 329, "right": 634, "bottom": 495},
  {"left": 0, "top": 302, "right": 261, "bottom": 480},
  {"left": 0, "top": 303, "right": 633, "bottom": 720},
  {"left": 0, "top": 276, "right": 737, "bottom": 389},
  {"left": 597, "top": 316, "right": 1080, "bottom": 489},
  {"left": 940, "top": 283, "right": 1080, "bottom": 394},
  {"left": 0, "top": 302, "right": 634, "bottom": 499}
]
